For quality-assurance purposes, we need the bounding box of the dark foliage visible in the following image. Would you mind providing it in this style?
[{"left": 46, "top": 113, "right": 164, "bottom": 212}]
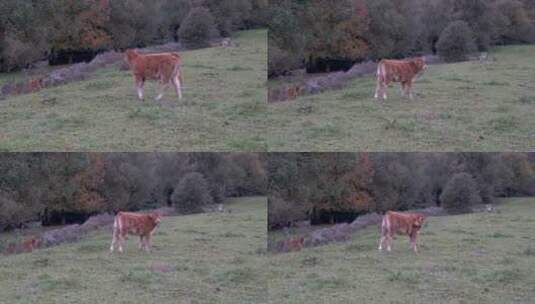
[
  {"left": 440, "top": 172, "right": 482, "bottom": 214},
  {"left": 268, "top": 0, "right": 535, "bottom": 76},
  {"left": 171, "top": 172, "right": 214, "bottom": 214},
  {"left": 268, "top": 153, "right": 535, "bottom": 228},
  {"left": 0, "top": 0, "right": 267, "bottom": 72},
  {"left": 177, "top": 7, "right": 219, "bottom": 48},
  {"left": 0, "top": 153, "right": 266, "bottom": 231},
  {"left": 436, "top": 20, "right": 477, "bottom": 62}
]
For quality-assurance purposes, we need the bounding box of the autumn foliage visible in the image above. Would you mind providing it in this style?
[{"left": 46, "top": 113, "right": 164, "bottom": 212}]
[
  {"left": 0, "top": 153, "right": 266, "bottom": 230},
  {"left": 268, "top": 0, "right": 535, "bottom": 76},
  {"left": 0, "top": 0, "right": 267, "bottom": 72},
  {"left": 268, "top": 153, "right": 535, "bottom": 228}
]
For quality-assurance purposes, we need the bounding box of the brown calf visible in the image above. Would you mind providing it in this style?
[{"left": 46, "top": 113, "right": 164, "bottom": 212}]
[
  {"left": 125, "top": 49, "right": 183, "bottom": 101},
  {"left": 374, "top": 57, "right": 427, "bottom": 100},
  {"left": 378, "top": 211, "right": 425, "bottom": 253},
  {"left": 4, "top": 237, "right": 41, "bottom": 255},
  {"left": 22, "top": 238, "right": 41, "bottom": 252},
  {"left": 110, "top": 211, "right": 161, "bottom": 253},
  {"left": 287, "top": 236, "right": 305, "bottom": 252}
]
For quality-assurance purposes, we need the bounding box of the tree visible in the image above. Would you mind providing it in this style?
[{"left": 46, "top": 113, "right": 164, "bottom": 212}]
[
  {"left": 440, "top": 172, "right": 482, "bottom": 214},
  {"left": 451, "top": 0, "right": 494, "bottom": 50},
  {"left": 366, "top": 0, "right": 414, "bottom": 59},
  {"left": 268, "top": 0, "right": 305, "bottom": 76},
  {"left": 303, "top": 0, "right": 369, "bottom": 71},
  {"left": 177, "top": 7, "right": 219, "bottom": 48},
  {"left": 47, "top": 0, "right": 111, "bottom": 52},
  {"left": 436, "top": 20, "right": 477, "bottom": 62},
  {"left": 0, "top": 0, "right": 50, "bottom": 71},
  {"left": 171, "top": 172, "right": 214, "bottom": 214},
  {"left": 204, "top": 0, "right": 253, "bottom": 36},
  {"left": 107, "top": 0, "right": 161, "bottom": 49},
  {"left": 492, "top": 0, "right": 535, "bottom": 44},
  {"left": 158, "top": 0, "right": 192, "bottom": 41}
]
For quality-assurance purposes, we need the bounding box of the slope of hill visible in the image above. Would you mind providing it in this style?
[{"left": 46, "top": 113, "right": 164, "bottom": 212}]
[
  {"left": 0, "top": 29, "right": 267, "bottom": 152},
  {"left": 0, "top": 197, "right": 267, "bottom": 304},
  {"left": 267, "top": 197, "right": 535, "bottom": 304},
  {"left": 265, "top": 45, "right": 535, "bottom": 151}
]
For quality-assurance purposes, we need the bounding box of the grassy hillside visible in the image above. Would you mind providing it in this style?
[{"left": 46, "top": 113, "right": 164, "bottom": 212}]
[
  {"left": 267, "top": 197, "right": 535, "bottom": 304},
  {"left": 0, "top": 197, "right": 267, "bottom": 304},
  {"left": 0, "top": 30, "right": 267, "bottom": 151},
  {"left": 266, "top": 45, "right": 535, "bottom": 151}
]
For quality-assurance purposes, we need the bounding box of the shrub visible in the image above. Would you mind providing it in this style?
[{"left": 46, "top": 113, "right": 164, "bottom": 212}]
[
  {"left": 0, "top": 195, "right": 34, "bottom": 230},
  {"left": 171, "top": 172, "right": 214, "bottom": 214},
  {"left": 268, "top": 44, "right": 302, "bottom": 77},
  {"left": 0, "top": 34, "right": 48, "bottom": 72},
  {"left": 440, "top": 172, "right": 482, "bottom": 214},
  {"left": 177, "top": 7, "right": 219, "bottom": 48},
  {"left": 108, "top": 0, "right": 161, "bottom": 49},
  {"left": 268, "top": 196, "right": 307, "bottom": 229},
  {"left": 436, "top": 20, "right": 477, "bottom": 62}
]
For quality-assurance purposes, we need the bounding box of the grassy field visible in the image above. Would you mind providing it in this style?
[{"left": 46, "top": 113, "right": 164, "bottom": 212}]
[
  {"left": 266, "top": 45, "right": 535, "bottom": 151},
  {"left": 0, "top": 196, "right": 267, "bottom": 304},
  {"left": 267, "top": 197, "right": 535, "bottom": 303},
  {"left": 0, "top": 29, "right": 267, "bottom": 152}
]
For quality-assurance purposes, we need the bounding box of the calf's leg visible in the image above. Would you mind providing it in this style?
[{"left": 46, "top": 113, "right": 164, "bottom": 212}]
[
  {"left": 138, "top": 236, "right": 144, "bottom": 250},
  {"left": 410, "top": 232, "right": 419, "bottom": 253},
  {"left": 400, "top": 82, "right": 406, "bottom": 96},
  {"left": 378, "top": 234, "right": 387, "bottom": 251},
  {"left": 156, "top": 82, "right": 170, "bottom": 101},
  {"left": 381, "top": 82, "right": 388, "bottom": 100},
  {"left": 116, "top": 231, "right": 126, "bottom": 253},
  {"left": 144, "top": 234, "right": 152, "bottom": 252},
  {"left": 110, "top": 231, "right": 117, "bottom": 252},
  {"left": 407, "top": 80, "right": 414, "bottom": 100},
  {"left": 374, "top": 78, "right": 381, "bottom": 99},
  {"left": 173, "top": 75, "right": 182, "bottom": 100},
  {"left": 386, "top": 234, "right": 392, "bottom": 252},
  {"left": 135, "top": 78, "right": 145, "bottom": 101}
]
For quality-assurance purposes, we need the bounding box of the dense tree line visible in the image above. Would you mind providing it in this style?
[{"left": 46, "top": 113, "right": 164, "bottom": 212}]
[
  {"left": 0, "top": 153, "right": 266, "bottom": 230},
  {"left": 267, "top": 153, "right": 535, "bottom": 228},
  {"left": 269, "top": 0, "right": 535, "bottom": 76},
  {"left": 0, "top": 0, "right": 268, "bottom": 72}
]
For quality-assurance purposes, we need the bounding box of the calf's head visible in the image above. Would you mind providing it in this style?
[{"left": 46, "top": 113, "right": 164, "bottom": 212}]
[
  {"left": 414, "top": 57, "right": 427, "bottom": 74},
  {"left": 149, "top": 212, "right": 162, "bottom": 227},
  {"left": 124, "top": 49, "right": 140, "bottom": 65},
  {"left": 412, "top": 214, "right": 426, "bottom": 229}
]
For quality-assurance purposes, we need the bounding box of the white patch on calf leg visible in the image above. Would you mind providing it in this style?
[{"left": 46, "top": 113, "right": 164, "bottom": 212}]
[
  {"left": 110, "top": 217, "right": 118, "bottom": 252},
  {"left": 174, "top": 76, "right": 182, "bottom": 100},
  {"left": 386, "top": 233, "right": 392, "bottom": 252},
  {"left": 139, "top": 236, "right": 144, "bottom": 250},
  {"left": 137, "top": 87, "right": 144, "bottom": 100},
  {"left": 110, "top": 234, "right": 116, "bottom": 252},
  {"left": 378, "top": 236, "right": 385, "bottom": 251},
  {"left": 156, "top": 83, "right": 170, "bottom": 101}
]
